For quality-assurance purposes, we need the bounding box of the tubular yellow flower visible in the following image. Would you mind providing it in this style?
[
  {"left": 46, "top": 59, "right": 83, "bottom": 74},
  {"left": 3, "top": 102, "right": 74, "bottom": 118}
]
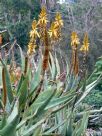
[
  {"left": 27, "top": 19, "right": 39, "bottom": 55},
  {"left": 30, "top": 20, "right": 40, "bottom": 39},
  {"left": 48, "top": 22, "right": 59, "bottom": 41},
  {"left": 80, "top": 33, "right": 89, "bottom": 52},
  {"left": 71, "top": 31, "right": 80, "bottom": 46},
  {"left": 27, "top": 42, "right": 37, "bottom": 55},
  {"left": 55, "top": 12, "right": 63, "bottom": 27},
  {"left": 38, "top": 7, "right": 48, "bottom": 27},
  {"left": 48, "top": 12, "right": 63, "bottom": 42}
]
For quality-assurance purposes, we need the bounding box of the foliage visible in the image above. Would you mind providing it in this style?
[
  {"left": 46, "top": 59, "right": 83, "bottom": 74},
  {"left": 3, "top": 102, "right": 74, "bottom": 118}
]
[
  {"left": 0, "top": 0, "right": 40, "bottom": 47},
  {"left": 85, "top": 89, "right": 102, "bottom": 108},
  {"left": 0, "top": 50, "right": 101, "bottom": 136},
  {"left": 84, "top": 57, "right": 102, "bottom": 108}
]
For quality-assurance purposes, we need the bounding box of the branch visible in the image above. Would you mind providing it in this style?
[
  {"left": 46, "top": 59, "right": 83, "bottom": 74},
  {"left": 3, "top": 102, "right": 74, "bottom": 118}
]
[
  {"left": 0, "top": 30, "right": 7, "bottom": 34},
  {"left": 88, "top": 22, "right": 101, "bottom": 33}
]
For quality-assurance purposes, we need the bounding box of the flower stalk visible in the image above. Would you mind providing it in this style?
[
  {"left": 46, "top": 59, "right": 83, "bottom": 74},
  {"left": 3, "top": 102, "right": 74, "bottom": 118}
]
[{"left": 70, "top": 31, "right": 80, "bottom": 76}]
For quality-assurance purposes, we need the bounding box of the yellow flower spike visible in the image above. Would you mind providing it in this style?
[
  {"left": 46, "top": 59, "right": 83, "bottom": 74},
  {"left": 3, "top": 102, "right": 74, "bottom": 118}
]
[
  {"left": 48, "top": 22, "right": 59, "bottom": 40},
  {"left": 80, "top": 33, "right": 89, "bottom": 52},
  {"left": 38, "top": 7, "right": 48, "bottom": 27},
  {"left": 30, "top": 20, "right": 40, "bottom": 39},
  {"left": 71, "top": 31, "right": 80, "bottom": 46},
  {"left": 55, "top": 12, "right": 63, "bottom": 27},
  {"left": 48, "top": 21, "right": 62, "bottom": 42}
]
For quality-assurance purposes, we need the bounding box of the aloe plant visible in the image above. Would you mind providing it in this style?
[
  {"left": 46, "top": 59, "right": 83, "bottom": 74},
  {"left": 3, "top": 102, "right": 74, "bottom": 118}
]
[
  {"left": 0, "top": 49, "right": 101, "bottom": 136},
  {"left": 0, "top": 7, "right": 101, "bottom": 136}
]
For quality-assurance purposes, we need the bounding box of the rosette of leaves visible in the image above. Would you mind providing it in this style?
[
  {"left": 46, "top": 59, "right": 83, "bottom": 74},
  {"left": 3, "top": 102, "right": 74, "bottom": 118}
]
[{"left": 0, "top": 49, "right": 101, "bottom": 136}]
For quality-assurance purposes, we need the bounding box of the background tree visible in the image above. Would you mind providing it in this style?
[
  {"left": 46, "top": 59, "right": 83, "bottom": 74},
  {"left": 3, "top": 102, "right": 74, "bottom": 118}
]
[
  {"left": 0, "top": 0, "right": 40, "bottom": 47},
  {"left": 56, "top": 0, "right": 102, "bottom": 72}
]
